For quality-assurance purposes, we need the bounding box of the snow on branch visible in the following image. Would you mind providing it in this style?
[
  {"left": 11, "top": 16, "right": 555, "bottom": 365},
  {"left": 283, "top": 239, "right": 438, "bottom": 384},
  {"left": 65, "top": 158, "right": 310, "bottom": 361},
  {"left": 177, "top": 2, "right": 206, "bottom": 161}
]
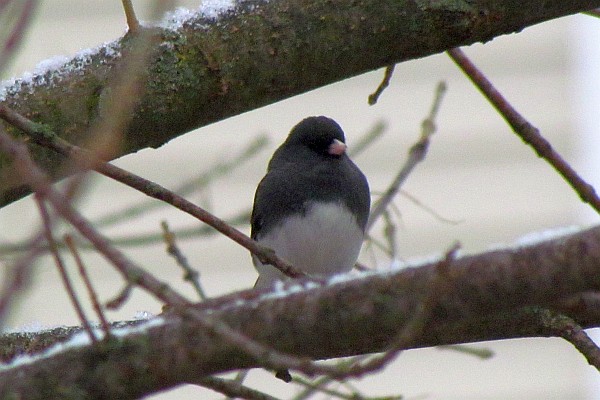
[
  {"left": 1, "top": 0, "right": 599, "bottom": 207},
  {"left": 2, "top": 224, "right": 600, "bottom": 399}
]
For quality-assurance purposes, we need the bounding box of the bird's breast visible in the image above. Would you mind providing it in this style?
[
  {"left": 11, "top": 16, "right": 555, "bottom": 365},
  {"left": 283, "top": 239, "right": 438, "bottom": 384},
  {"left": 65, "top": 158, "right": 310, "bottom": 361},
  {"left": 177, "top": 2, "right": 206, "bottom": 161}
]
[{"left": 253, "top": 201, "right": 364, "bottom": 287}]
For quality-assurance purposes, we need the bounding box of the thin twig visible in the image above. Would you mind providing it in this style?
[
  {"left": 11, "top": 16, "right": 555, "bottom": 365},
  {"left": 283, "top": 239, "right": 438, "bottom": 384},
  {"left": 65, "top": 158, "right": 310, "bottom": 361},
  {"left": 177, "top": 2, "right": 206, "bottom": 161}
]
[
  {"left": 400, "top": 189, "right": 463, "bottom": 225},
  {"left": 105, "top": 283, "right": 134, "bottom": 310},
  {"left": 368, "top": 65, "right": 396, "bottom": 105},
  {"left": 84, "top": 24, "right": 157, "bottom": 164},
  {"left": 0, "top": 233, "right": 45, "bottom": 327},
  {"left": 448, "top": 47, "right": 600, "bottom": 215},
  {"left": 292, "top": 374, "right": 333, "bottom": 400},
  {"left": 161, "top": 221, "right": 208, "bottom": 301},
  {"left": 349, "top": 120, "right": 386, "bottom": 158},
  {"left": 293, "top": 377, "right": 359, "bottom": 400},
  {"left": 0, "top": 209, "right": 251, "bottom": 254},
  {"left": 383, "top": 211, "right": 397, "bottom": 258},
  {"left": 64, "top": 234, "right": 112, "bottom": 338},
  {"left": 33, "top": 15, "right": 161, "bottom": 214},
  {"left": 0, "top": 0, "right": 38, "bottom": 76},
  {"left": 193, "top": 376, "right": 281, "bottom": 400},
  {"left": 35, "top": 196, "right": 97, "bottom": 343},
  {"left": 536, "top": 308, "right": 600, "bottom": 371},
  {"left": 353, "top": 261, "right": 370, "bottom": 272},
  {"left": 121, "top": 0, "right": 140, "bottom": 32},
  {"left": 294, "top": 376, "right": 402, "bottom": 400},
  {"left": 366, "top": 81, "right": 447, "bottom": 231},
  {"left": 437, "top": 344, "right": 494, "bottom": 359},
  {"left": 0, "top": 104, "right": 306, "bottom": 280},
  {"left": 0, "top": 127, "right": 190, "bottom": 307},
  {"left": 93, "top": 135, "right": 267, "bottom": 228}
]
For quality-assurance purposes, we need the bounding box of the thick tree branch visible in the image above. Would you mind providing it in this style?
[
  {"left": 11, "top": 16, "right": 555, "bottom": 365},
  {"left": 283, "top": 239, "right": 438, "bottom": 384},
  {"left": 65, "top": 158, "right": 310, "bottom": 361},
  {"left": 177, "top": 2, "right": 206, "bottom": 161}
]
[
  {"left": 0, "top": 0, "right": 598, "bottom": 207},
  {"left": 2, "top": 225, "right": 600, "bottom": 399}
]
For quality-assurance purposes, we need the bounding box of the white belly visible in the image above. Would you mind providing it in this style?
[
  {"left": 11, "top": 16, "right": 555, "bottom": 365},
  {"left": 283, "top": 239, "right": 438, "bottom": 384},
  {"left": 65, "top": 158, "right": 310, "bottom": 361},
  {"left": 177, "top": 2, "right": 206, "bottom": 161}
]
[{"left": 253, "top": 202, "right": 364, "bottom": 288}]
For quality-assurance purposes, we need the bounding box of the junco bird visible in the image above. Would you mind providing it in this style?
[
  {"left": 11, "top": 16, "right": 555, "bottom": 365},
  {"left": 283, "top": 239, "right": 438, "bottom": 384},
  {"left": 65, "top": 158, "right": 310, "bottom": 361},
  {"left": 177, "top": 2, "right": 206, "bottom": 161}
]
[{"left": 251, "top": 116, "right": 371, "bottom": 289}]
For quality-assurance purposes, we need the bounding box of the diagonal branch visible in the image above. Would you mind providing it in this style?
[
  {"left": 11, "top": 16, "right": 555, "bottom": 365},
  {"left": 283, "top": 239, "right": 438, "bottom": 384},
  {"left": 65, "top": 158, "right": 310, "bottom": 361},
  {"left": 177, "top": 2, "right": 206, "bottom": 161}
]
[
  {"left": 0, "top": 104, "right": 305, "bottom": 279},
  {"left": 448, "top": 48, "right": 600, "bottom": 214}
]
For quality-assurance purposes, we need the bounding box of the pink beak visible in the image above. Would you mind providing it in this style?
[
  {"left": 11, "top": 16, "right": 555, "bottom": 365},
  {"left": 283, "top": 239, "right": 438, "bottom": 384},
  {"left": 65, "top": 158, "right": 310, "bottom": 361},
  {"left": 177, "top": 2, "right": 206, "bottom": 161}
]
[{"left": 328, "top": 139, "right": 347, "bottom": 156}]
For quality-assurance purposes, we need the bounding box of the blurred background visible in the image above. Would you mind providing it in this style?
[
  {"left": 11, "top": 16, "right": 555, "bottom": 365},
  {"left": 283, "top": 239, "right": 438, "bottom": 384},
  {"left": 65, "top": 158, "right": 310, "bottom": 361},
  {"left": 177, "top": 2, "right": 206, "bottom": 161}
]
[{"left": 1, "top": 1, "right": 599, "bottom": 398}]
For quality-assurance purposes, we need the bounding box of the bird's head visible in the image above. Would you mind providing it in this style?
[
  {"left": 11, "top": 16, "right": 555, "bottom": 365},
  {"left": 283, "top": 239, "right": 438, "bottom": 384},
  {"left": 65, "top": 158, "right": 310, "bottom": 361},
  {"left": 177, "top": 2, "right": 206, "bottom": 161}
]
[{"left": 286, "top": 116, "right": 348, "bottom": 158}]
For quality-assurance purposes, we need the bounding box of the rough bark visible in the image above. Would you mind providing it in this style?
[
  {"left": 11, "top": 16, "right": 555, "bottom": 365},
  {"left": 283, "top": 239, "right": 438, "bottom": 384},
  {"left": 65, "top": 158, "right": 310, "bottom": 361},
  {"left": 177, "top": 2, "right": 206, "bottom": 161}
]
[
  {"left": 1, "top": 0, "right": 599, "bottom": 207},
  {"left": 2, "top": 225, "right": 600, "bottom": 399}
]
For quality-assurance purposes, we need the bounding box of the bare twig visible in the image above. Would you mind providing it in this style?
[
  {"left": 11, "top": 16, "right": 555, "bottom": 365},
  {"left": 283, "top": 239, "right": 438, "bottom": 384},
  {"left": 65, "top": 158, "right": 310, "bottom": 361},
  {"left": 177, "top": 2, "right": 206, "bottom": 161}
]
[
  {"left": 366, "top": 81, "right": 447, "bottom": 231},
  {"left": 35, "top": 196, "right": 97, "bottom": 343},
  {"left": 64, "top": 234, "right": 112, "bottom": 338},
  {"left": 84, "top": 25, "right": 158, "bottom": 164},
  {"left": 448, "top": 47, "right": 600, "bottom": 215},
  {"left": 0, "top": 209, "right": 251, "bottom": 254},
  {"left": 0, "top": 0, "right": 38, "bottom": 75},
  {"left": 536, "top": 308, "right": 600, "bottom": 372},
  {"left": 161, "top": 221, "right": 207, "bottom": 301},
  {"left": 121, "top": 0, "right": 140, "bottom": 32},
  {"left": 30, "top": 16, "right": 162, "bottom": 214},
  {"left": 105, "top": 283, "right": 134, "bottom": 310},
  {"left": 353, "top": 261, "right": 370, "bottom": 272},
  {"left": 93, "top": 135, "right": 267, "bottom": 228},
  {"left": 349, "top": 120, "right": 386, "bottom": 158},
  {"left": 383, "top": 211, "right": 397, "bottom": 258},
  {"left": 368, "top": 65, "right": 395, "bottom": 105},
  {"left": 291, "top": 374, "right": 333, "bottom": 400},
  {"left": 0, "top": 104, "right": 306, "bottom": 280},
  {"left": 294, "top": 375, "right": 403, "bottom": 400},
  {"left": 193, "top": 376, "right": 281, "bottom": 400},
  {"left": 0, "top": 233, "right": 45, "bottom": 327},
  {"left": 437, "top": 344, "right": 494, "bottom": 359},
  {"left": 0, "top": 127, "right": 190, "bottom": 307},
  {"left": 400, "top": 189, "right": 463, "bottom": 225}
]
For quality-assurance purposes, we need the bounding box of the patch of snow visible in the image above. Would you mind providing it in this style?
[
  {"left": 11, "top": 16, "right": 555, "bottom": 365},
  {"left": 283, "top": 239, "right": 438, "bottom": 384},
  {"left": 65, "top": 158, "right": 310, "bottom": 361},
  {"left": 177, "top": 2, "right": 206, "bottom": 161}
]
[
  {"left": 3, "top": 322, "right": 59, "bottom": 334},
  {"left": 0, "top": 330, "right": 92, "bottom": 370},
  {"left": 327, "top": 270, "right": 370, "bottom": 285},
  {"left": 515, "top": 225, "right": 581, "bottom": 247},
  {"left": 133, "top": 310, "right": 156, "bottom": 320},
  {"left": 161, "top": 7, "right": 196, "bottom": 29},
  {"left": 200, "top": 0, "right": 236, "bottom": 19},
  {"left": 0, "top": 316, "right": 164, "bottom": 371},
  {"left": 0, "top": 39, "right": 121, "bottom": 102},
  {"left": 389, "top": 258, "right": 402, "bottom": 270},
  {"left": 111, "top": 315, "right": 165, "bottom": 338},
  {"left": 31, "top": 55, "right": 71, "bottom": 77},
  {"left": 160, "top": 0, "right": 236, "bottom": 30}
]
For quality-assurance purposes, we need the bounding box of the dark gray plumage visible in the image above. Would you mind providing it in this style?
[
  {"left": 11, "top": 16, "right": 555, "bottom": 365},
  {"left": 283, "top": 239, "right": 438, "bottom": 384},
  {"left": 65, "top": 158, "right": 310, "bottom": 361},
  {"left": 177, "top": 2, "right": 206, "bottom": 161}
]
[{"left": 251, "top": 116, "right": 370, "bottom": 288}]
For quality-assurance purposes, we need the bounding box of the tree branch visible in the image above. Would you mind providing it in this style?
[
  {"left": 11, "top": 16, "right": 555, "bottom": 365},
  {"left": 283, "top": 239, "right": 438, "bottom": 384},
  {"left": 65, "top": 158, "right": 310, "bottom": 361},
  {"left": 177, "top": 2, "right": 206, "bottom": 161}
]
[
  {"left": 3, "top": 224, "right": 600, "bottom": 398},
  {"left": 1, "top": 0, "right": 598, "bottom": 207}
]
